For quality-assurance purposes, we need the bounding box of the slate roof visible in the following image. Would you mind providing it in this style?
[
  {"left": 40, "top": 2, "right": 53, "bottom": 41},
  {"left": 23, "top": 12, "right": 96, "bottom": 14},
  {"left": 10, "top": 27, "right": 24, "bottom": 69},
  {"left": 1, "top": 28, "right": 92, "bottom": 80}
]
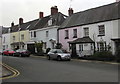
[
  {"left": 7, "top": 12, "right": 67, "bottom": 32},
  {"left": 10, "top": 19, "right": 39, "bottom": 33},
  {"left": 60, "top": 2, "right": 120, "bottom": 29},
  {"left": 31, "top": 12, "right": 67, "bottom": 30},
  {"left": 68, "top": 37, "right": 94, "bottom": 44},
  {"left": 2, "top": 27, "right": 10, "bottom": 34}
]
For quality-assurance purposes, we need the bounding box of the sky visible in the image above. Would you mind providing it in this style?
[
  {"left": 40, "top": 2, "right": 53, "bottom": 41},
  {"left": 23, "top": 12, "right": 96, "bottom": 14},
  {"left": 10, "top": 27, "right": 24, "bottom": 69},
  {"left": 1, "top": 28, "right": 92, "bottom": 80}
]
[{"left": 0, "top": 0, "right": 115, "bottom": 27}]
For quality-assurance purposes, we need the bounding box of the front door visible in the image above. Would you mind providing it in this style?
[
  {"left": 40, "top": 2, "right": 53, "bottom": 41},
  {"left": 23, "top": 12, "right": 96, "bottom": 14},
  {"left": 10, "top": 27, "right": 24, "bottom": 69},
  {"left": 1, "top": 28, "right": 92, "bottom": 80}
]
[
  {"left": 27, "top": 44, "right": 35, "bottom": 54},
  {"left": 71, "top": 44, "right": 77, "bottom": 58}
]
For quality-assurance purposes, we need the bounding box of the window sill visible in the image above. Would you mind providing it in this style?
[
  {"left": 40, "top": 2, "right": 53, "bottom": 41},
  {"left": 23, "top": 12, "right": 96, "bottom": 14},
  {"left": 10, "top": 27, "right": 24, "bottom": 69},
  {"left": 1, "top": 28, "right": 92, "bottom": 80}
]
[
  {"left": 98, "top": 35, "right": 105, "bottom": 37},
  {"left": 65, "top": 37, "right": 69, "bottom": 39},
  {"left": 73, "top": 36, "right": 77, "bottom": 38}
]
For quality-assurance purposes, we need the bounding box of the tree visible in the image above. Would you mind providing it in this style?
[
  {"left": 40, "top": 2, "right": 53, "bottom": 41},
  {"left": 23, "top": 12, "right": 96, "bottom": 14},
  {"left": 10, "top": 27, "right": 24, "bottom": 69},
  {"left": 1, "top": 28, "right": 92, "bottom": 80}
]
[{"left": 35, "top": 41, "right": 44, "bottom": 55}]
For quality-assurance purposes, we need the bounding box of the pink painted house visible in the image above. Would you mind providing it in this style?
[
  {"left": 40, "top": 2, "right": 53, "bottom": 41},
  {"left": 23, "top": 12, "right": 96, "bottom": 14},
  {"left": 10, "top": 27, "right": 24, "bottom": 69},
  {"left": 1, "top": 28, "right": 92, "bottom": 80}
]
[{"left": 58, "top": 2, "right": 120, "bottom": 58}]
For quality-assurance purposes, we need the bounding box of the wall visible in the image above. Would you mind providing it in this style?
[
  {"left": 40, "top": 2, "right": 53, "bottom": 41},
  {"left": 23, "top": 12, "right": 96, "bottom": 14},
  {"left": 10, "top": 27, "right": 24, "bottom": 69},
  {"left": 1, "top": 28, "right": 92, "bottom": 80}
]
[
  {"left": 2, "top": 33, "right": 11, "bottom": 50},
  {"left": 59, "top": 20, "right": 119, "bottom": 55},
  {"left": 10, "top": 30, "right": 30, "bottom": 49},
  {"left": 36, "top": 26, "right": 58, "bottom": 51}
]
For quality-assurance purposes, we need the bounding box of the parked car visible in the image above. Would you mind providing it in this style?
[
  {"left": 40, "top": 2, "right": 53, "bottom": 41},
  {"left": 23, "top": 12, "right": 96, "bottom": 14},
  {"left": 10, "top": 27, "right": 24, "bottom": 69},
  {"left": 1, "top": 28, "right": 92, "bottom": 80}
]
[
  {"left": 47, "top": 49, "right": 71, "bottom": 61},
  {"left": 2, "top": 49, "right": 15, "bottom": 56},
  {"left": 14, "top": 49, "right": 31, "bottom": 57}
]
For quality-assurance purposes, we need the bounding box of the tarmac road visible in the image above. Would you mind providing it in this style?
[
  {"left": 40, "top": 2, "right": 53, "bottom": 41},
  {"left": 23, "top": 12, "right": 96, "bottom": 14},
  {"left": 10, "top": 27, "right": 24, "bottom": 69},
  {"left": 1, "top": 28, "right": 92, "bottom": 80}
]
[{"left": 2, "top": 55, "right": 118, "bottom": 82}]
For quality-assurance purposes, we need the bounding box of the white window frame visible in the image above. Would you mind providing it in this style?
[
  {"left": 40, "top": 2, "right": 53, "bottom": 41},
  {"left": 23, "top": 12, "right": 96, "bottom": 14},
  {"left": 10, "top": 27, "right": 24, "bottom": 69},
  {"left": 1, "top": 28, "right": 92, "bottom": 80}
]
[
  {"left": 84, "top": 27, "right": 89, "bottom": 37},
  {"left": 98, "top": 25, "right": 105, "bottom": 36},
  {"left": 73, "top": 29, "right": 77, "bottom": 38}
]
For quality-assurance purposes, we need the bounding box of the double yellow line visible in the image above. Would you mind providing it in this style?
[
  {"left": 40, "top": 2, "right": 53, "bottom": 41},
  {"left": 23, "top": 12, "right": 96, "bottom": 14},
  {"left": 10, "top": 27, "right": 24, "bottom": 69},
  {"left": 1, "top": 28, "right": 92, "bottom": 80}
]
[{"left": 0, "top": 63, "right": 20, "bottom": 80}]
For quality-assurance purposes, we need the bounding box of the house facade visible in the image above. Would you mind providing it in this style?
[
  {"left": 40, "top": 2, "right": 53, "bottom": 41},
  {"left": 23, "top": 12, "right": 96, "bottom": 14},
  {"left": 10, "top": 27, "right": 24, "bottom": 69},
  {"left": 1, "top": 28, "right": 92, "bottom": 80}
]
[
  {"left": 2, "top": 27, "right": 11, "bottom": 50},
  {"left": 29, "top": 6, "right": 67, "bottom": 53},
  {"left": 10, "top": 18, "right": 36, "bottom": 50},
  {"left": 59, "top": 2, "right": 120, "bottom": 57},
  {"left": 0, "top": 26, "right": 2, "bottom": 52}
]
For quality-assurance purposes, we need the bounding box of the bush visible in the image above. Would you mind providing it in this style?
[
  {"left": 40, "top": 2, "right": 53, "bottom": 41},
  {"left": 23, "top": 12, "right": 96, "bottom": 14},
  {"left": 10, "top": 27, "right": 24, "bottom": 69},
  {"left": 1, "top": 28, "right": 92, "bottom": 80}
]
[
  {"left": 92, "top": 51, "right": 115, "bottom": 61},
  {"left": 35, "top": 41, "right": 44, "bottom": 55}
]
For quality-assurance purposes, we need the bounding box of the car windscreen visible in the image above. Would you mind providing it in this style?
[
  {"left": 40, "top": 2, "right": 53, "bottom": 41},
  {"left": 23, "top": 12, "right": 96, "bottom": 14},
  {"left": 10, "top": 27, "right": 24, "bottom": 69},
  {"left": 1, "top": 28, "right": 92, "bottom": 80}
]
[{"left": 56, "top": 50, "right": 63, "bottom": 53}]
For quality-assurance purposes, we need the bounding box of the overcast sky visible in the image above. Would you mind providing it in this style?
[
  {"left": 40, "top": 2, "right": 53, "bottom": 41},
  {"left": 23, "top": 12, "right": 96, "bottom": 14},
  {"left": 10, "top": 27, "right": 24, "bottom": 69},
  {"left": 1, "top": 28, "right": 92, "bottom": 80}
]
[{"left": 0, "top": 0, "right": 115, "bottom": 27}]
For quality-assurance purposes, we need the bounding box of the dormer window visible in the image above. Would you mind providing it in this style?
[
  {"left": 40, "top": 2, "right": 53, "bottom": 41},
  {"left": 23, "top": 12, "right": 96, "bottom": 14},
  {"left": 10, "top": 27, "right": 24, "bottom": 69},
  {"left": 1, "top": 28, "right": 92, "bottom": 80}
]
[{"left": 48, "top": 18, "right": 52, "bottom": 26}]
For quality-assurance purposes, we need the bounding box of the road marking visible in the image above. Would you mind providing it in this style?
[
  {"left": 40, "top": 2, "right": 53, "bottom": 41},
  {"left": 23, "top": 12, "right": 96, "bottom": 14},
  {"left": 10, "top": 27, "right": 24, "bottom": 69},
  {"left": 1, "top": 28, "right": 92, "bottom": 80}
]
[
  {"left": 0, "top": 63, "right": 20, "bottom": 80},
  {"left": 30, "top": 55, "right": 119, "bottom": 65}
]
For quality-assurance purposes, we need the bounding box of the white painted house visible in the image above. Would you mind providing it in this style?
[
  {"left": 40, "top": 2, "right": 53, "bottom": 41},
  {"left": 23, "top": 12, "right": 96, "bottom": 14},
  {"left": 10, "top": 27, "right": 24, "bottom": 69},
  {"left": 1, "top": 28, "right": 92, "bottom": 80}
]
[
  {"left": 2, "top": 27, "right": 11, "bottom": 50},
  {"left": 59, "top": 2, "right": 120, "bottom": 57},
  {"left": 0, "top": 26, "right": 2, "bottom": 52},
  {"left": 29, "top": 6, "right": 67, "bottom": 53}
]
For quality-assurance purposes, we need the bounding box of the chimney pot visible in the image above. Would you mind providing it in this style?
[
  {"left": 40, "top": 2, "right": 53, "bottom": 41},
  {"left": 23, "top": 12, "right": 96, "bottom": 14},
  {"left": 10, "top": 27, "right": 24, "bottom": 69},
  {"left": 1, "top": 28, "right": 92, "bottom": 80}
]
[
  {"left": 68, "top": 8, "right": 74, "bottom": 16},
  {"left": 19, "top": 18, "right": 23, "bottom": 25},
  {"left": 51, "top": 6, "right": 58, "bottom": 15},
  {"left": 11, "top": 22, "right": 14, "bottom": 27},
  {"left": 39, "top": 12, "right": 44, "bottom": 18}
]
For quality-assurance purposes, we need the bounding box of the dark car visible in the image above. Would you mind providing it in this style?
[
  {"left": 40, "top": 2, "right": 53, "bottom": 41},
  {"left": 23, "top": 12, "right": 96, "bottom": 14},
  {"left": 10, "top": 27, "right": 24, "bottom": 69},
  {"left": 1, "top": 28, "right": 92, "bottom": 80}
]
[
  {"left": 47, "top": 49, "right": 71, "bottom": 61},
  {"left": 2, "top": 49, "right": 15, "bottom": 56},
  {"left": 14, "top": 49, "right": 31, "bottom": 57}
]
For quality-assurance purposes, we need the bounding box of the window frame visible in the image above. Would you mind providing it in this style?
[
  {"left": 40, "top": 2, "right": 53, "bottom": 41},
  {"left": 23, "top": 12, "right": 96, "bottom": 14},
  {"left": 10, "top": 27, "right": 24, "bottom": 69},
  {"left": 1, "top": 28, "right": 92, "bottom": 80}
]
[
  {"left": 84, "top": 27, "right": 89, "bottom": 37},
  {"left": 98, "top": 25, "right": 105, "bottom": 36},
  {"left": 34, "top": 31, "right": 36, "bottom": 37},
  {"left": 46, "top": 31, "right": 49, "bottom": 37},
  {"left": 65, "top": 30, "right": 69, "bottom": 39},
  {"left": 21, "top": 34, "right": 24, "bottom": 40},
  {"left": 73, "top": 29, "right": 77, "bottom": 38}
]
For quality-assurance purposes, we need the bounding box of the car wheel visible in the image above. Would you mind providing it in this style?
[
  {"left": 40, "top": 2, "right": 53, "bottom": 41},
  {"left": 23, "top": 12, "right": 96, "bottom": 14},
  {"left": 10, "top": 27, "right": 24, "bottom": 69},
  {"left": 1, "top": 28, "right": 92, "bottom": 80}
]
[
  {"left": 57, "top": 56, "right": 61, "bottom": 61},
  {"left": 68, "top": 59, "right": 71, "bottom": 61}
]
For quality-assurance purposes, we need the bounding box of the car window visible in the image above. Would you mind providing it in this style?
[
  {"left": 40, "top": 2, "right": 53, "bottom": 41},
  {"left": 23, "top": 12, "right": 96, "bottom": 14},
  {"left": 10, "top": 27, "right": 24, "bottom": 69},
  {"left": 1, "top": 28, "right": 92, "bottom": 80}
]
[{"left": 56, "top": 49, "right": 63, "bottom": 53}]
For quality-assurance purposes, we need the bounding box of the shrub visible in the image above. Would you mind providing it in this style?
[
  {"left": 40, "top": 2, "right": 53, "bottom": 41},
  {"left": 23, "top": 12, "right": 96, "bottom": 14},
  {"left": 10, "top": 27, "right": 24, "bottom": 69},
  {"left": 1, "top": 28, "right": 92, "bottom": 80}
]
[
  {"left": 92, "top": 51, "right": 115, "bottom": 61},
  {"left": 35, "top": 41, "right": 44, "bottom": 55}
]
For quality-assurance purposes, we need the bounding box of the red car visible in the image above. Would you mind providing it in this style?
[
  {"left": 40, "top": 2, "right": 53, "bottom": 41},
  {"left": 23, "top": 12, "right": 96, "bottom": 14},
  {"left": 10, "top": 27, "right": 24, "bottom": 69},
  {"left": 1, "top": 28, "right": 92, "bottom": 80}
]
[{"left": 3, "top": 49, "right": 15, "bottom": 56}]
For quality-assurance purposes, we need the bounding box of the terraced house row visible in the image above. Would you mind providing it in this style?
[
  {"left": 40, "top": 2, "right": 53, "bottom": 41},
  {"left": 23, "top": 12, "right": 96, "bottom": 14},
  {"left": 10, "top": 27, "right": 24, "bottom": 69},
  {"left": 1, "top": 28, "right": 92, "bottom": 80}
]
[{"left": 1, "top": 1, "right": 120, "bottom": 57}]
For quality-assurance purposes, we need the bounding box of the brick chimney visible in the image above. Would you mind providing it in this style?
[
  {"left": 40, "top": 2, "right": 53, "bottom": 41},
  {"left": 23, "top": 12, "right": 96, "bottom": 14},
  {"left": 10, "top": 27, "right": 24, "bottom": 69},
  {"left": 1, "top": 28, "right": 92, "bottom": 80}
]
[
  {"left": 39, "top": 12, "right": 44, "bottom": 18},
  {"left": 11, "top": 22, "right": 14, "bottom": 27},
  {"left": 19, "top": 18, "right": 23, "bottom": 25},
  {"left": 51, "top": 6, "right": 58, "bottom": 15},
  {"left": 116, "top": 0, "right": 120, "bottom": 2},
  {"left": 68, "top": 8, "right": 74, "bottom": 16}
]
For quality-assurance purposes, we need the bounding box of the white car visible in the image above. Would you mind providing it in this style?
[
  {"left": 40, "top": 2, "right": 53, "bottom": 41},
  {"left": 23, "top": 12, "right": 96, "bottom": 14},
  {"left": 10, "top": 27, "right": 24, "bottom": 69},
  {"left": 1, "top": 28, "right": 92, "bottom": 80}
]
[{"left": 47, "top": 49, "right": 71, "bottom": 61}]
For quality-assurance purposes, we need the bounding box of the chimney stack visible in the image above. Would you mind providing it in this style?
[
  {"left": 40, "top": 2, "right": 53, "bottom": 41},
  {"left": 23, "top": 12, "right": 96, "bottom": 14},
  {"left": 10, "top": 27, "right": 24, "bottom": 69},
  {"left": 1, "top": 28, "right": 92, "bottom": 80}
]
[
  {"left": 19, "top": 18, "right": 23, "bottom": 25},
  {"left": 11, "top": 22, "right": 14, "bottom": 27},
  {"left": 68, "top": 8, "right": 74, "bottom": 16},
  {"left": 39, "top": 12, "right": 44, "bottom": 18},
  {"left": 51, "top": 6, "right": 58, "bottom": 15},
  {"left": 116, "top": 0, "right": 120, "bottom": 2}
]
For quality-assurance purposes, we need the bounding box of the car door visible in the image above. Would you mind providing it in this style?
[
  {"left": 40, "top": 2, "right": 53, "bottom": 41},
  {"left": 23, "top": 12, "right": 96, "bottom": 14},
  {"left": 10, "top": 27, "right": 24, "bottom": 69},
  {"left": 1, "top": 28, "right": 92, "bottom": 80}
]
[{"left": 52, "top": 50, "right": 58, "bottom": 59}]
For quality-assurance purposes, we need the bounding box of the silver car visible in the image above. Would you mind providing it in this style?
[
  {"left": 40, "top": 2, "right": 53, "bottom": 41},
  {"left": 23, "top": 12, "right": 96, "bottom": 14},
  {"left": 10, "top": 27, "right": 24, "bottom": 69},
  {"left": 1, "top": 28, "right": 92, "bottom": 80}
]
[{"left": 47, "top": 49, "right": 71, "bottom": 61}]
